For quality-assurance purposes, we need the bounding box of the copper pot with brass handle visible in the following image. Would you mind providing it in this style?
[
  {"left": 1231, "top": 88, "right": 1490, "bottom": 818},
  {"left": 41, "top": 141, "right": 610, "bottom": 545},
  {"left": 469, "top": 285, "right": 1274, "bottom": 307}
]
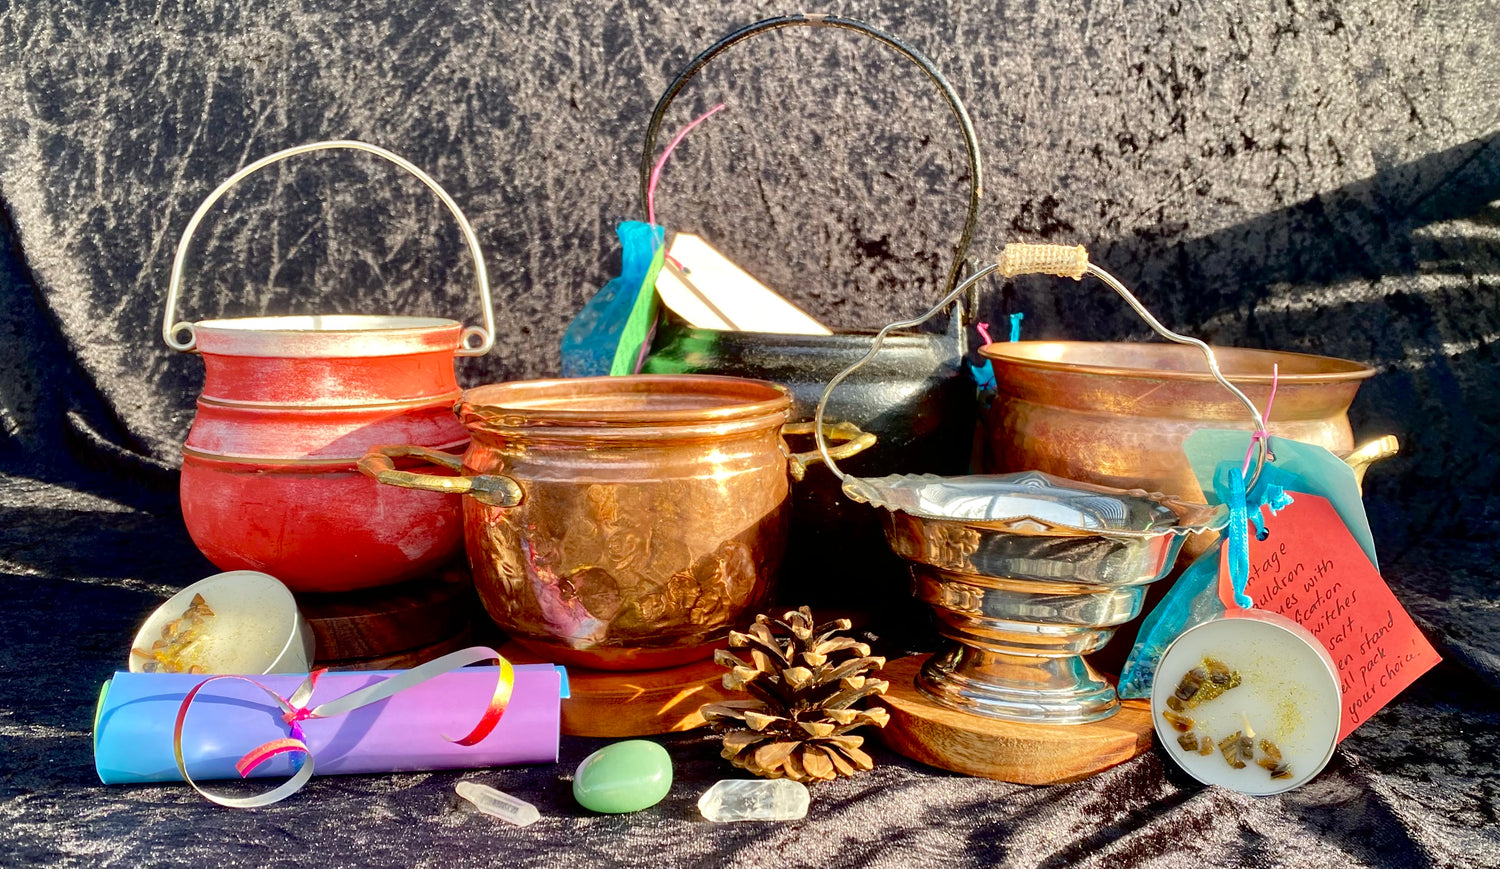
[{"left": 358, "top": 374, "right": 872, "bottom": 671}]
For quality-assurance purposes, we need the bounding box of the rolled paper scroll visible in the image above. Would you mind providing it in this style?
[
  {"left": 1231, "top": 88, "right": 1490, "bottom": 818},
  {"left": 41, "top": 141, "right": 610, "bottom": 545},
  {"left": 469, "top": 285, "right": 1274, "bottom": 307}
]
[{"left": 94, "top": 663, "right": 566, "bottom": 785}]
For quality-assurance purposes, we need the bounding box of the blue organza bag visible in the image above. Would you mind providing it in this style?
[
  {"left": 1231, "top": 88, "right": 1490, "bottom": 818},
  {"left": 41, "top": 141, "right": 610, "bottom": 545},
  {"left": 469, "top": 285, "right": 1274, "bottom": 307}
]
[
  {"left": 1117, "top": 538, "right": 1228, "bottom": 699},
  {"left": 559, "top": 221, "right": 665, "bottom": 377}
]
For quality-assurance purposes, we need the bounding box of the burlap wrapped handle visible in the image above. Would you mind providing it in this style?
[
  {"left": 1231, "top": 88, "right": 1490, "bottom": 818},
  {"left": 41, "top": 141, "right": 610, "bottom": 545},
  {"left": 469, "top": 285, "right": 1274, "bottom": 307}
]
[{"left": 998, "top": 243, "right": 1090, "bottom": 281}]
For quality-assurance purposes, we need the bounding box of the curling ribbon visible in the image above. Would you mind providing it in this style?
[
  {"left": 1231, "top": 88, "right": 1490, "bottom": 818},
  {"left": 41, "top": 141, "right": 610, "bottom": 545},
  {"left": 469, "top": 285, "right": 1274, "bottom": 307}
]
[
  {"left": 1240, "top": 363, "right": 1280, "bottom": 476},
  {"left": 172, "top": 646, "right": 516, "bottom": 808}
]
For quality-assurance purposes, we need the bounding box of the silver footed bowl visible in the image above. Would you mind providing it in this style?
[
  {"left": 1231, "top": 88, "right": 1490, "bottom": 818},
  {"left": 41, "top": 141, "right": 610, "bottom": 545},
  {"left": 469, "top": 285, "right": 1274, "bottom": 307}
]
[{"left": 860, "top": 471, "right": 1223, "bottom": 726}]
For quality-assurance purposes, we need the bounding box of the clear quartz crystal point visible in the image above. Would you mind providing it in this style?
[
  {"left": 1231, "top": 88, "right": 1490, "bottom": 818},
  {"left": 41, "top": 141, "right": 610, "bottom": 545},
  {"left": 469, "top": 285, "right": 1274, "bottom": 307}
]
[
  {"left": 456, "top": 781, "right": 541, "bottom": 827},
  {"left": 697, "top": 778, "right": 810, "bottom": 822}
]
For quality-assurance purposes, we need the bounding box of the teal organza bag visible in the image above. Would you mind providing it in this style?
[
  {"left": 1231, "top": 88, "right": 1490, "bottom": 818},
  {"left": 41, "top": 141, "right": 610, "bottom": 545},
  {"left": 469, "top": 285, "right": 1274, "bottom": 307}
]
[
  {"left": 559, "top": 221, "right": 664, "bottom": 377},
  {"left": 1118, "top": 431, "right": 1383, "bottom": 698}
]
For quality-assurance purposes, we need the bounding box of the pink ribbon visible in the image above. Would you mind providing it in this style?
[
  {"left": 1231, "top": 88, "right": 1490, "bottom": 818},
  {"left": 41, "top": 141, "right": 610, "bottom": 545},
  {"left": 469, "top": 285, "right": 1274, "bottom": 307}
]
[{"left": 1241, "top": 363, "right": 1280, "bottom": 476}]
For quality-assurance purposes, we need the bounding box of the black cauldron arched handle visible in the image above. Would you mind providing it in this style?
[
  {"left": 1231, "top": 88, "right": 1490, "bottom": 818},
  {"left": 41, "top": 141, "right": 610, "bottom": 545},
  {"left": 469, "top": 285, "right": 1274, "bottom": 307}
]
[{"left": 638, "top": 13, "right": 984, "bottom": 318}]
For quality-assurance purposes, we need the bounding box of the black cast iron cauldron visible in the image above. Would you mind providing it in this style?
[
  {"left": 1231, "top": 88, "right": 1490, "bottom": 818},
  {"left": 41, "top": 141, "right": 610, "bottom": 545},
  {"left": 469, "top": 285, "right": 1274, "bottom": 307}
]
[{"left": 638, "top": 14, "right": 983, "bottom": 637}]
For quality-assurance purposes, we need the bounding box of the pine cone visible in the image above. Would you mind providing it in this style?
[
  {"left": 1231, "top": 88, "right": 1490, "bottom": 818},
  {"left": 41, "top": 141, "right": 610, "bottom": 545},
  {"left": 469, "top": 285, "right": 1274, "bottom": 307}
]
[{"left": 700, "top": 606, "right": 889, "bottom": 782}]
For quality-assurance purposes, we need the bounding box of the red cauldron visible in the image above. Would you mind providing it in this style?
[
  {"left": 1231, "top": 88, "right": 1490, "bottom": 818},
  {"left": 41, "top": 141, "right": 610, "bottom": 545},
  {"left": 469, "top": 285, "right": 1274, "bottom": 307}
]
[{"left": 162, "top": 141, "right": 495, "bottom": 593}]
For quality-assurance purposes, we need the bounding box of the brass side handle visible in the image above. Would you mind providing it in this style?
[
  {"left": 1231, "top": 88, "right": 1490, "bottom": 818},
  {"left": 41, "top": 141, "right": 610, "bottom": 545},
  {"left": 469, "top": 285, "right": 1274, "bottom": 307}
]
[
  {"left": 357, "top": 445, "right": 523, "bottom": 508},
  {"left": 781, "top": 421, "right": 877, "bottom": 481},
  {"left": 1342, "top": 435, "right": 1400, "bottom": 491}
]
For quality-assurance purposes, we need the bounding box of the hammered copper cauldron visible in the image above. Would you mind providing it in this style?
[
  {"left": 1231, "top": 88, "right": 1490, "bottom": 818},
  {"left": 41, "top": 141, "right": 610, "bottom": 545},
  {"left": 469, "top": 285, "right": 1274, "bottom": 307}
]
[
  {"left": 979, "top": 341, "right": 1377, "bottom": 501},
  {"left": 359, "top": 375, "right": 870, "bottom": 670}
]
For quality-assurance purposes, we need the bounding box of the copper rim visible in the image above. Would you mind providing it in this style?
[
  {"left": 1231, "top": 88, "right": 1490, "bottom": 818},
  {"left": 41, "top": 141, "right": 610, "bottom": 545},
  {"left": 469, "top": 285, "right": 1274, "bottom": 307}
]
[
  {"left": 979, "top": 341, "right": 1375, "bottom": 384},
  {"left": 461, "top": 375, "right": 792, "bottom": 429}
]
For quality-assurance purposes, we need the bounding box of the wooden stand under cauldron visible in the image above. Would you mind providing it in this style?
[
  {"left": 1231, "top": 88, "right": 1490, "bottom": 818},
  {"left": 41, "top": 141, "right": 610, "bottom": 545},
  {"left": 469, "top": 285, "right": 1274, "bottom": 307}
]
[
  {"left": 298, "top": 564, "right": 478, "bottom": 671},
  {"left": 878, "top": 657, "right": 1154, "bottom": 785},
  {"left": 497, "top": 641, "right": 730, "bottom": 737}
]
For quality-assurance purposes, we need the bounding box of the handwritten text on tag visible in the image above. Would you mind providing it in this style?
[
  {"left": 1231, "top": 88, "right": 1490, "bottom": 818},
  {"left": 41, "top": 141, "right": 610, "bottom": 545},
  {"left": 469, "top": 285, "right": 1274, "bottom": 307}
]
[{"left": 1219, "top": 492, "right": 1440, "bottom": 742}]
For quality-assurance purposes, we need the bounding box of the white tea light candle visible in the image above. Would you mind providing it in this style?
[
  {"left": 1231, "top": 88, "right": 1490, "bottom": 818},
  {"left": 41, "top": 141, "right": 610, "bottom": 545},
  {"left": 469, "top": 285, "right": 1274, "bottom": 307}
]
[
  {"left": 1151, "top": 610, "right": 1340, "bottom": 795},
  {"left": 128, "top": 571, "right": 312, "bottom": 675}
]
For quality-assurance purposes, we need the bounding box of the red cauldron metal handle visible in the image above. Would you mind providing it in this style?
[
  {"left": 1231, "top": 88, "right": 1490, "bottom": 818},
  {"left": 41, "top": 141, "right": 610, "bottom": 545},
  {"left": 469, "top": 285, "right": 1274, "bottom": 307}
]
[
  {"left": 162, "top": 140, "right": 496, "bottom": 355},
  {"left": 357, "top": 445, "right": 523, "bottom": 508}
]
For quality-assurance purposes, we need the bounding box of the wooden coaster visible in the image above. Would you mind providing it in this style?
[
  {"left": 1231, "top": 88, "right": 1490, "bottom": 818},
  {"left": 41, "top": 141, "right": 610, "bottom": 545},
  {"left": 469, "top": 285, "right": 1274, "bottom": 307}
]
[
  {"left": 297, "top": 564, "right": 473, "bottom": 662},
  {"left": 317, "top": 627, "right": 474, "bottom": 671},
  {"left": 500, "top": 642, "right": 729, "bottom": 738},
  {"left": 875, "top": 655, "right": 1154, "bottom": 785}
]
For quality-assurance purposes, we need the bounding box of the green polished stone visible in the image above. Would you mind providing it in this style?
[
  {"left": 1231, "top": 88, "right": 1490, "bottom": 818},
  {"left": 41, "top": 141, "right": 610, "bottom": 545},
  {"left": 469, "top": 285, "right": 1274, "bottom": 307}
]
[{"left": 572, "top": 740, "right": 673, "bottom": 814}]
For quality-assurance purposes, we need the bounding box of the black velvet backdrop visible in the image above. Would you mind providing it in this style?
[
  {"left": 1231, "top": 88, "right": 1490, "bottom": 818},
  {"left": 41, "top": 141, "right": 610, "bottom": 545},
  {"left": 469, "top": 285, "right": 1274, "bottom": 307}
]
[{"left": 2, "top": 1, "right": 1498, "bottom": 866}]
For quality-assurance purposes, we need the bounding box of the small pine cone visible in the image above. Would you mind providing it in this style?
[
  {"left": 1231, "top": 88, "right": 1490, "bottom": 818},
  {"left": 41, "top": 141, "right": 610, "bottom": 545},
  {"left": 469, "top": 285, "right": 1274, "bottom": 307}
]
[{"left": 700, "top": 606, "right": 889, "bottom": 783}]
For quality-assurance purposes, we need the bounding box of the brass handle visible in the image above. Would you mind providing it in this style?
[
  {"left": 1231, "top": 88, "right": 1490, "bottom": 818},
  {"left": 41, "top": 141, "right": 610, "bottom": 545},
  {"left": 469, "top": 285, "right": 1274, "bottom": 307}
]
[
  {"left": 1342, "top": 435, "right": 1400, "bottom": 491},
  {"left": 781, "top": 422, "right": 877, "bottom": 481},
  {"left": 357, "top": 445, "right": 523, "bottom": 508}
]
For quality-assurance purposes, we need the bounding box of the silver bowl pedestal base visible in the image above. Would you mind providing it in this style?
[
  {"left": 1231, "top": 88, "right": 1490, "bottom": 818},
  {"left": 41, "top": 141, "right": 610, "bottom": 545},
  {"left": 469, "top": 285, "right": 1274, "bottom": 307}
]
[{"left": 909, "top": 554, "right": 1165, "bottom": 726}]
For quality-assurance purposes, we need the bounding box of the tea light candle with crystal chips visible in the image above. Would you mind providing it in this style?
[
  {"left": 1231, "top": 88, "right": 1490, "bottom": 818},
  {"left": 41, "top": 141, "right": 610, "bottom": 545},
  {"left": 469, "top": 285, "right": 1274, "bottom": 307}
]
[{"left": 1151, "top": 610, "right": 1341, "bottom": 795}]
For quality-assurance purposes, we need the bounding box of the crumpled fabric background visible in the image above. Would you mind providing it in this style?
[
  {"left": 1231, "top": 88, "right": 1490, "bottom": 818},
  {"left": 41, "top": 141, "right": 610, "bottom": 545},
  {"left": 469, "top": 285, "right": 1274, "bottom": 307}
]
[{"left": 0, "top": 1, "right": 1497, "bottom": 866}]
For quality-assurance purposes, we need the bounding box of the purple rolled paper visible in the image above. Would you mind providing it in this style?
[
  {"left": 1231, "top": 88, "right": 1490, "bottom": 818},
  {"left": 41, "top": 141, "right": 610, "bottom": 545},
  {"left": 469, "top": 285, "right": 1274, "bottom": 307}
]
[{"left": 94, "top": 664, "right": 565, "bottom": 785}]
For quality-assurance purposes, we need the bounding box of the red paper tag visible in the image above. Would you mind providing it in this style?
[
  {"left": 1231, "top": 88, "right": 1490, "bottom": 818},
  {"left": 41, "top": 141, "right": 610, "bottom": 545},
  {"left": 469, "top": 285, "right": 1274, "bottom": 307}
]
[{"left": 1219, "top": 492, "right": 1441, "bottom": 742}]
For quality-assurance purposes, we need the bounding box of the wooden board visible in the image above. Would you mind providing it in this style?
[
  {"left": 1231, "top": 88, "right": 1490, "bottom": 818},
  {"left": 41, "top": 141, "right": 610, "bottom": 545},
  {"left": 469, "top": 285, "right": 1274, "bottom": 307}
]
[
  {"left": 875, "top": 655, "right": 1154, "bottom": 785},
  {"left": 297, "top": 565, "right": 473, "bottom": 662},
  {"left": 500, "top": 642, "right": 729, "bottom": 738}
]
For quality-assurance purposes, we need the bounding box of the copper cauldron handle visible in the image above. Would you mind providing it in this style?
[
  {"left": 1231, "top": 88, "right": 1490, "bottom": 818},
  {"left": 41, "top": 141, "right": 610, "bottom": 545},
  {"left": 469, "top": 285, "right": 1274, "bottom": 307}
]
[
  {"left": 815, "top": 242, "right": 1273, "bottom": 489},
  {"left": 781, "top": 421, "right": 876, "bottom": 481},
  {"left": 163, "top": 140, "right": 496, "bottom": 356},
  {"left": 357, "top": 445, "right": 523, "bottom": 508}
]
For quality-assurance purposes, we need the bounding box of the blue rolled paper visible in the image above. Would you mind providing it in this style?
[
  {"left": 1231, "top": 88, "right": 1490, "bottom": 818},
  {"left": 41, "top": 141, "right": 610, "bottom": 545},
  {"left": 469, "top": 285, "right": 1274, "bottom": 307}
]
[{"left": 94, "top": 664, "right": 566, "bottom": 784}]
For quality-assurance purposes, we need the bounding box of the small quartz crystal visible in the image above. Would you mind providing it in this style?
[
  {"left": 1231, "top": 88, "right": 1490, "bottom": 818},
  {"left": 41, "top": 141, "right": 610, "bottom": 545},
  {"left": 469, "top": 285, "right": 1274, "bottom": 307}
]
[
  {"left": 697, "top": 779, "right": 809, "bottom": 822},
  {"left": 456, "top": 781, "right": 541, "bottom": 827}
]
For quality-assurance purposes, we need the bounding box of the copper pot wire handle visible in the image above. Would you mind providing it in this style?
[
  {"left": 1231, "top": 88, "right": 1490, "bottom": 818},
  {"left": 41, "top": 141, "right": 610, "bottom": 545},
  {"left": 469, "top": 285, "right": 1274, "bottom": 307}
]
[
  {"left": 639, "top": 12, "right": 985, "bottom": 320},
  {"left": 163, "top": 140, "right": 496, "bottom": 356},
  {"left": 357, "top": 445, "right": 523, "bottom": 508},
  {"left": 814, "top": 243, "right": 1272, "bottom": 489},
  {"left": 781, "top": 421, "right": 877, "bottom": 481}
]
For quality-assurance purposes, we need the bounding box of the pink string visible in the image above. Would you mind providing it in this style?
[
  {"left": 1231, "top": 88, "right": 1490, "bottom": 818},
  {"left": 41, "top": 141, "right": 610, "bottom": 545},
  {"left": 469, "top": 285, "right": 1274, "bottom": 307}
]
[
  {"left": 976, "top": 323, "right": 995, "bottom": 346},
  {"left": 646, "top": 103, "right": 727, "bottom": 227},
  {"left": 1241, "top": 363, "right": 1280, "bottom": 475}
]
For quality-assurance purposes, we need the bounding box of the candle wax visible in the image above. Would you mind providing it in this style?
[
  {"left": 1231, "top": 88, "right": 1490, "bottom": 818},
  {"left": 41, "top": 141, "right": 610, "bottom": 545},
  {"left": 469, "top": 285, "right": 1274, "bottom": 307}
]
[
  {"left": 1151, "top": 611, "right": 1340, "bottom": 795},
  {"left": 130, "top": 572, "right": 304, "bottom": 675}
]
